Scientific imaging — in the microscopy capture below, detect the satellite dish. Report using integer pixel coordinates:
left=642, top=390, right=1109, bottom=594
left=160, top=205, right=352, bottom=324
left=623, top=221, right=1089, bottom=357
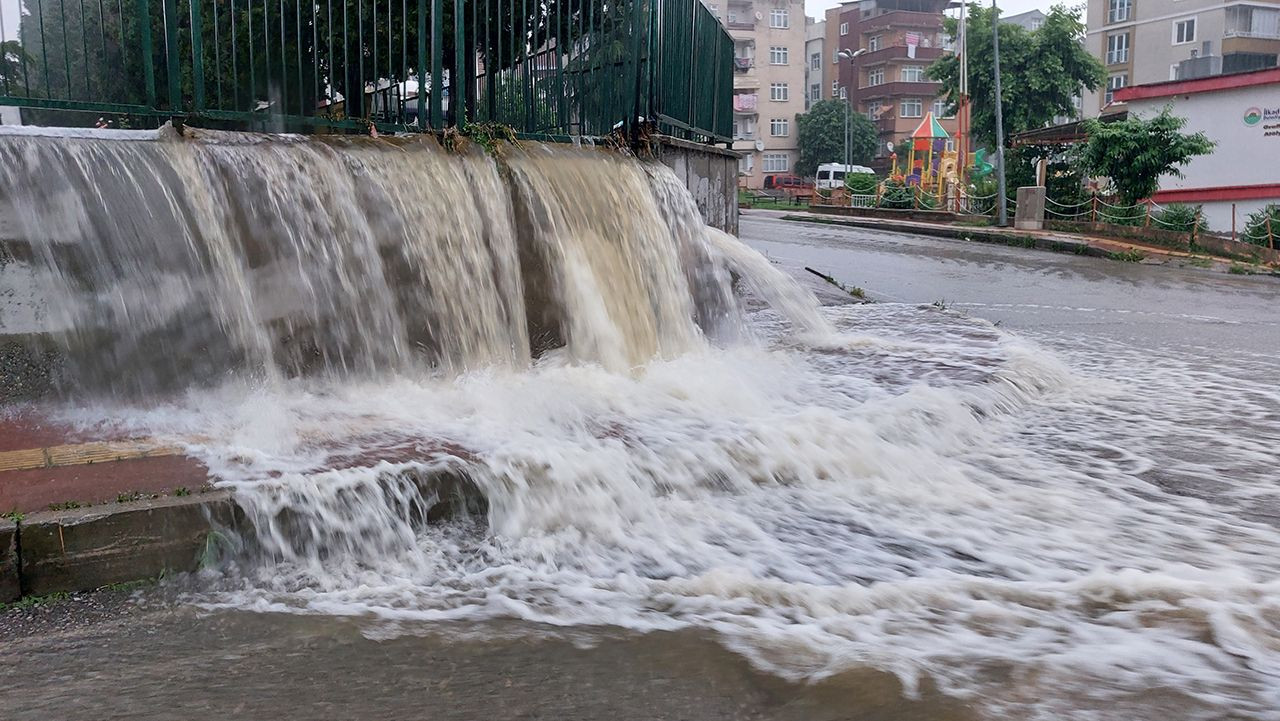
left=754, top=139, right=765, bottom=152
left=754, top=11, right=763, bottom=20
left=886, top=141, right=895, bottom=152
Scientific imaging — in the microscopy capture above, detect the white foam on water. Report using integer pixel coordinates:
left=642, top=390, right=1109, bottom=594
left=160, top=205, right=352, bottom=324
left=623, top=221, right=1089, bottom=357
left=63, top=303, right=1280, bottom=721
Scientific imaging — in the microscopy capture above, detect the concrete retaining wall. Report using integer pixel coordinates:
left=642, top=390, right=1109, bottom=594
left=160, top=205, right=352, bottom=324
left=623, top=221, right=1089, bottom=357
left=653, top=135, right=740, bottom=235
left=809, top=204, right=966, bottom=224
left=7, top=491, right=243, bottom=599
left=1, top=518, right=17, bottom=602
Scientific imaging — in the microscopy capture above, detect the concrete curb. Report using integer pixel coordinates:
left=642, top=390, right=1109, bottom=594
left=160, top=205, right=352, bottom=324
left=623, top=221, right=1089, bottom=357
left=778, top=213, right=1106, bottom=258
left=1, top=469, right=488, bottom=603
left=0, top=518, right=17, bottom=602
left=3, top=491, right=242, bottom=600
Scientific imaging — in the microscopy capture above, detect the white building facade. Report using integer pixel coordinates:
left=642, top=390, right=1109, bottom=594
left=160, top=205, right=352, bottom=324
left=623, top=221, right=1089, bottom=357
left=1114, top=67, right=1280, bottom=233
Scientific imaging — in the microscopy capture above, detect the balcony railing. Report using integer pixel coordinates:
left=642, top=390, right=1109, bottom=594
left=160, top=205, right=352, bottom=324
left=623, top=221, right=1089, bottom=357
left=860, top=10, right=943, bottom=34
left=727, top=20, right=756, bottom=30
left=1225, top=29, right=1280, bottom=39
left=734, top=57, right=755, bottom=71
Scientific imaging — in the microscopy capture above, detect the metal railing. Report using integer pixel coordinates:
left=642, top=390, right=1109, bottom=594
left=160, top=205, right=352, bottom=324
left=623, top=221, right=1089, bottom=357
left=0, top=0, right=732, bottom=142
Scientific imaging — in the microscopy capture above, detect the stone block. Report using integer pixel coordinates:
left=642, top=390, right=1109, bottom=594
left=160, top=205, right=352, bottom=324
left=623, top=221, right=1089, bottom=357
left=1015, top=186, right=1046, bottom=231
left=19, top=491, right=242, bottom=597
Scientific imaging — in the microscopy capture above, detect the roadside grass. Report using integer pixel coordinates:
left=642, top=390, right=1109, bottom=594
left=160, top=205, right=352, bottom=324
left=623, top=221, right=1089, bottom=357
left=1108, top=249, right=1146, bottom=263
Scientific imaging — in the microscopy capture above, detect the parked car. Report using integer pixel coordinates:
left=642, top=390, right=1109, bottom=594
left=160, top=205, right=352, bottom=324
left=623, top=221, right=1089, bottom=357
left=815, top=163, right=875, bottom=190
left=762, top=174, right=813, bottom=191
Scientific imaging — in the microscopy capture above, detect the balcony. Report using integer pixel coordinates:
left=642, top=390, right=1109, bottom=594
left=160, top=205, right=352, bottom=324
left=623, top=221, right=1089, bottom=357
left=857, top=80, right=942, bottom=99
left=858, top=45, right=946, bottom=65
left=733, top=93, right=760, bottom=114
left=860, top=10, right=943, bottom=34
left=734, top=57, right=754, bottom=72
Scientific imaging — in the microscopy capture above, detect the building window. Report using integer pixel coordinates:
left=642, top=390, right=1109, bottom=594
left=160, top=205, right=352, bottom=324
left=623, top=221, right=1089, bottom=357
left=866, top=100, right=882, bottom=120
left=1030, top=19, right=1043, bottom=31
left=770, top=118, right=789, bottom=136
left=867, top=67, right=884, bottom=86
left=770, top=9, right=788, bottom=29
left=1174, top=18, right=1197, bottom=45
left=770, top=46, right=789, bottom=65
left=832, top=81, right=840, bottom=96
left=763, top=153, right=789, bottom=172
left=900, top=98, right=923, bottom=118
left=770, top=83, right=789, bottom=101
left=839, top=86, right=847, bottom=99
left=840, top=22, right=849, bottom=36
left=932, top=98, right=953, bottom=118
left=808, top=83, right=820, bottom=101
left=900, top=65, right=925, bottom=82
left=740, top=154, right=754, bottom=173
left=810, top=52, right=821, bottom=70
left=1108, top=0, right=1130, bottom=24
left=868, top=35, right=881, bottom=52
left=1105, top=73, right=1128, bottom=104
left=1106, top=33, right=1129, bottom=64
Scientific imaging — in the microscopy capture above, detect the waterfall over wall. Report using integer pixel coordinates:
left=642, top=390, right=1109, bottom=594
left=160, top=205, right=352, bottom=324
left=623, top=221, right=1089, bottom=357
left=0, top=126, right=762, bottom=396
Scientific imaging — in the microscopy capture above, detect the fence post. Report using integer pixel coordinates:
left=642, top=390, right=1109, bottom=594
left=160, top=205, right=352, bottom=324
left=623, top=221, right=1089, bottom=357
left=1144, top=200, right=1152, bottom=228
left=189, top=0, right=205, bottom=112
left=417, top=0, right=427, bottom=127
left=1268, top=215, right=1275, bottom=250
left=454, top=0, right=466, bottom=128
left=136, top=0, right=157, bottom=109
left=1091, top=195, right=1098, bottom=224
left=1232, top=203, right=1237, bottom=243
left=162, top=0, right=181, bottom=111
left=1191, top=208, right=1201, bottom=249
left=430, top=0, right=443, bottom=128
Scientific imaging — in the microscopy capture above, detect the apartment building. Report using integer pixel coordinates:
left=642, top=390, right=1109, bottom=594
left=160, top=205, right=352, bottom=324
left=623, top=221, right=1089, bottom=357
left=1084, top=0, right=1280, bottom=116
left=701, top=0, right=807, bottom=187
left=823, top=0, right=958, bottom=161
left=806, top=19, right=827, bottom=110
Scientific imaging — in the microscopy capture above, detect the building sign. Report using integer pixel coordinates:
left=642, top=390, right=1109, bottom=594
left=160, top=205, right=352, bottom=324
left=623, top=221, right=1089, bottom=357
left=1244, top=106, right=1280, bottom=136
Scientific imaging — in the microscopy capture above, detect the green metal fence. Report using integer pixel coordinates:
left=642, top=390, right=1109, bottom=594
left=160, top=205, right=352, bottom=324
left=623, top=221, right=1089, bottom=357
left=0, top=0, right=731, bottom=142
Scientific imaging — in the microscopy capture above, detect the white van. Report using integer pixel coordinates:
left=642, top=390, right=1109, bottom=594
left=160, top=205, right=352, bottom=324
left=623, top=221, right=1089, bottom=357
left=816, top=163, right=875, bottom=190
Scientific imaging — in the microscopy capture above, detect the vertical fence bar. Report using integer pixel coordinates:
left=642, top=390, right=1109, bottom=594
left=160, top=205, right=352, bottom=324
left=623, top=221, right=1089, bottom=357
left=213, top=0, right=224, bottom=108
left=78, top=0, right=89, bottom=98
left=416, top=0, right=425, bottom=125
left=59, top=0, right=72, bottom=97
left=262, top=0, right=272, bottom=116
left=190, top=0, right=206, bottom=111
left=0, top=2, right=9, bottom=96
left=296, top=0, right=303, bottom=118
left=371, top=0, right=377, bottom=119
left=35, top=0, right=50, bottom=97
left=277, top=0, right=286, bottom=115
left=429, top=0, right=440, bottom=126
left=163, top=0, right=179, bottom=108
left=246, top=0, right=255, bottom=109
left=355, top=0, right=364, bottom=118
left=136, top=0, right=156, bottom=106
left=453, top=0, right=464, bottom=128
left=312, top=1, right=319, bottom=116
left=484, top=0, right=492, bottom=121
left=97, top=0, right=109, bottom=95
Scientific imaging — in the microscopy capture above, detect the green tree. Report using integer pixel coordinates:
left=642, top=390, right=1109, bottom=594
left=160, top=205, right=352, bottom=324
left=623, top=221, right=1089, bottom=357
left=929, top=3, right=1104, bottom=150
left=795, top=99, right=877, bottom=178
left=1080, top=109, right=1214, bottom=206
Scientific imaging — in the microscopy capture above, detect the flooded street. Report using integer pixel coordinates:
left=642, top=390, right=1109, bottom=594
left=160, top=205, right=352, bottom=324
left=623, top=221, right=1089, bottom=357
left=4, top=140, right=1280, bottom=720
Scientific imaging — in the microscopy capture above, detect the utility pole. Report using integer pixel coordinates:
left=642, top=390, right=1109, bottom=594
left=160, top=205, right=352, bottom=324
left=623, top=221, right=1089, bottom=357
left=836, top=48, right=868, bottom=174
left=991, top=0, right=1008, bottom=227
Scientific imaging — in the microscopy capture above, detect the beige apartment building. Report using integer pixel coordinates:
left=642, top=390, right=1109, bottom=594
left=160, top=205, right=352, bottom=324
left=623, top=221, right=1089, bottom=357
left=823, top=0, right=957, bottom=165
left=701, top=0, right=808, bottom=187
left=1084, top=0, right=1280, bottom=116
left=806, top=19, right=827, bottom=110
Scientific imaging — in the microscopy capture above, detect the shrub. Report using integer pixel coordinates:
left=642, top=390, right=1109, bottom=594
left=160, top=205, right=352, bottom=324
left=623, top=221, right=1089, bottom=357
left=878, top=178, right=914, bottom=209
left=1152, top=203, right=1206, bottom=233
left=1242, top=204, right=1280, bottom=247
left=845, top=172, right=879, bottom=195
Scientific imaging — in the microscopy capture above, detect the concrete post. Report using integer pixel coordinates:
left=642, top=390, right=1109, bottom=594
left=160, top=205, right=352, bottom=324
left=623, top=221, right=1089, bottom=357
left=1014, top=186, right=1046, bottom=231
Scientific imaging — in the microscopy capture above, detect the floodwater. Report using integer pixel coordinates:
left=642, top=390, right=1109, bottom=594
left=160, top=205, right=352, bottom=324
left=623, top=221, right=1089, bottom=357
left=3, top=135, right=1280, bottom=720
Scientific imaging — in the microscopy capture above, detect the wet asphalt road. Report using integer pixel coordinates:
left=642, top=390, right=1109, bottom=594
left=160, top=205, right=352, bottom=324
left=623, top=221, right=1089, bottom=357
left=740, top=212, right=1280, bottom=361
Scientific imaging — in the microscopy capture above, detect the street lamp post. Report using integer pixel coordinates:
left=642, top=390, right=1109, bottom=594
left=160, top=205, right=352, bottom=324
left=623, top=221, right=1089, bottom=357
left=991, top=0, right=1009, bottom=227
left=836, top=48, right=869, bottom=178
